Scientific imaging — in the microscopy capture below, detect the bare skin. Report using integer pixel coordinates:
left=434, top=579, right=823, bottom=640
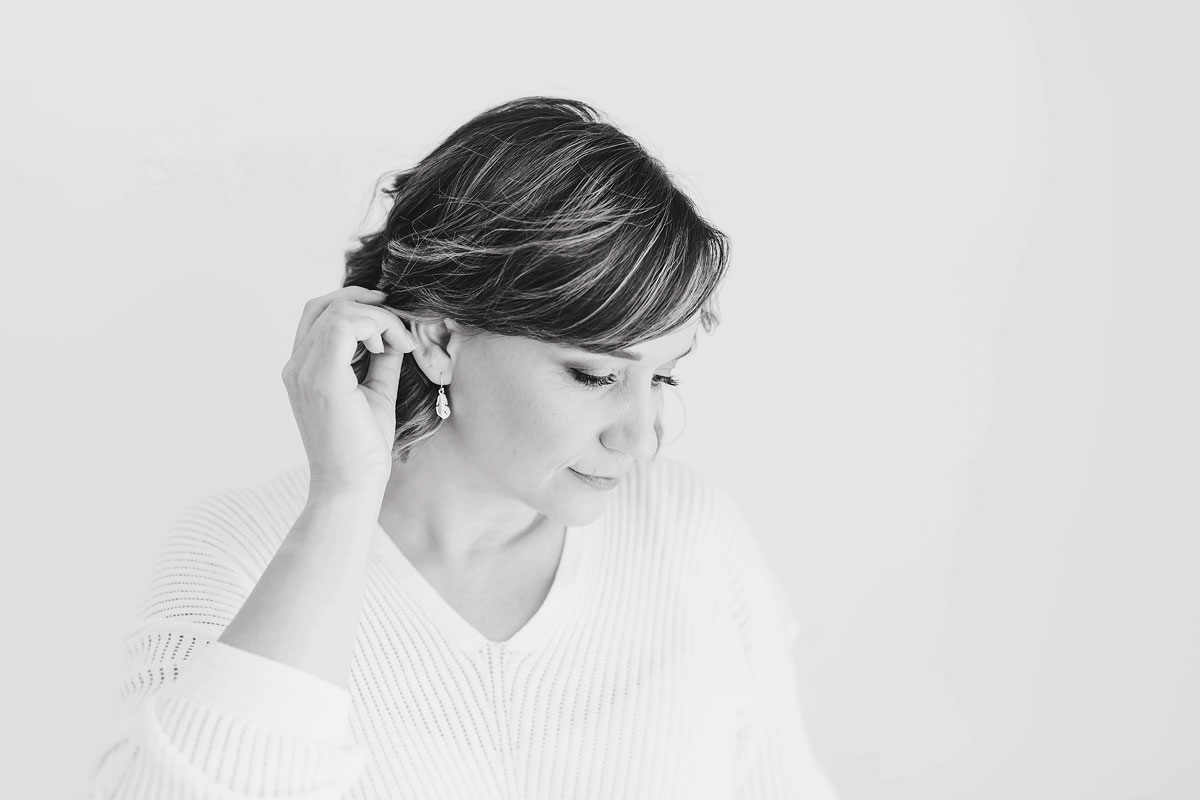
left=219, top=284, right=698, bottom=686
left=218, top=286, right=412, bottom=688
left=374, top=310, right=697, bottom=642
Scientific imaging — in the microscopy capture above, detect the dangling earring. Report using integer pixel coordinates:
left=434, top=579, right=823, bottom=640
left=435, top=371, right=451, bottom=420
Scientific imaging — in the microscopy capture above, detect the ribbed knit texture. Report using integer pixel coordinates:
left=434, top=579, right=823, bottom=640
left=88, top=455, right=838, bottom=799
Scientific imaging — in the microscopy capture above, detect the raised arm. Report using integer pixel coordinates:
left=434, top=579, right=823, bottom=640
left=87, top=484, right=373, bottom=798
left=89, top=286, right=416, bottom=798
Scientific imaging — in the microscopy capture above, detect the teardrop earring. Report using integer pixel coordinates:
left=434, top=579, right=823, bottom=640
left=435, top=371, right=451, bottom=420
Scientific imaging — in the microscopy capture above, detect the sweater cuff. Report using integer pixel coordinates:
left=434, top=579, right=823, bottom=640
left=162, top=640, right=353, bottom=746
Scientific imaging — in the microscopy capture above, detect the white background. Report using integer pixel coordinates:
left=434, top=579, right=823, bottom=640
left=2, top=1, right=1197, bottom=797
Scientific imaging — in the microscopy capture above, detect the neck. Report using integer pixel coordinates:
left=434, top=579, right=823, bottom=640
left=378, top=437, right=555, bottom=563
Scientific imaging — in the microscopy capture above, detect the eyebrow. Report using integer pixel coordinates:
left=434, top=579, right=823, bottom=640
left=579, top=337, right=697, bottom=363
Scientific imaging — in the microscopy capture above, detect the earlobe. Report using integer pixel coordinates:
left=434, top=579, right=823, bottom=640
left=409, top=348, right=453, bottom=392
left=405, top=318, right=461, bottom=388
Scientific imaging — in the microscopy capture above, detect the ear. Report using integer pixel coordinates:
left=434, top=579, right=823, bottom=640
left=406, top=317, right=461, bottom=386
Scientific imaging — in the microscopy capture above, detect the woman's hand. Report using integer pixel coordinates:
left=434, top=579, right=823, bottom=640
left=281, top=286, right=415, bottom=495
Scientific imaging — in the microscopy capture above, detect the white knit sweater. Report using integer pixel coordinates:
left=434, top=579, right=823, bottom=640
left=88, top=455, right=838, bottom=799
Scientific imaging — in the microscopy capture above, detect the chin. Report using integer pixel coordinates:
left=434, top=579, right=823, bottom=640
left=538, top=473, right=611, bottom=523
left=559, top=504, right=607, bottom=529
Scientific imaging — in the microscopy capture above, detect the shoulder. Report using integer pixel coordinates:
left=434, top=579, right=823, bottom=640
left=622, top=455, right=799, bottom=643
left=618, top=454, right=759, bottom=558
left=620, top=453, right=728, bottom=522
left=604, top=455, right=772, bottom=599
left=167, top=462, right=309, bottom=573
left=130, top=463, right=309, bottom=634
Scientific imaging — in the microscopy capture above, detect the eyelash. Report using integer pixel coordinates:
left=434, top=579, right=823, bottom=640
left=570, top=370, right=681, bottom=388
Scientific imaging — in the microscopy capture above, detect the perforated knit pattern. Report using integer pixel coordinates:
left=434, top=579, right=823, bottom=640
left=88, top=456, right=838, bottom=799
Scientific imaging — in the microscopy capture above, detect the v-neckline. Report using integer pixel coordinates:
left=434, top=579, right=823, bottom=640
left=371, top=516, right=598, bottom=654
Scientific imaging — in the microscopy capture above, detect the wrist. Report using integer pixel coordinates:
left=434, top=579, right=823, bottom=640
left=306, top=480, right=386, bottom=512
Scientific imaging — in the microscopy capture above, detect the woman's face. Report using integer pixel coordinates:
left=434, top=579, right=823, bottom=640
left=434, top=318, right=701, bottom=523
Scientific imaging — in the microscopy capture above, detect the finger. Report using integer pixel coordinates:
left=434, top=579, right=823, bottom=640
left=362, top=340, right=406, bottom=400
left=311, top=302, right=413, bottom=372
left=292, top=286, right=387, bottom=355
left=292, top=286, right=387, bottom=356
left=360, top=316, right=412, bottom=402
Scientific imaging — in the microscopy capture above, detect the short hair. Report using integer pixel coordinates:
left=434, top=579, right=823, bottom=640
left=344, top=96, right=730, bottom=463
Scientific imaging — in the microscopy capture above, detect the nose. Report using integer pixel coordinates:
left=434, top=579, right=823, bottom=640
left=599, top=383, right=664, bottom=462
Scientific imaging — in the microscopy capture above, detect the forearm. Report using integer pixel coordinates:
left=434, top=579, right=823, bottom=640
left=218, top=486, right=383, bottom=690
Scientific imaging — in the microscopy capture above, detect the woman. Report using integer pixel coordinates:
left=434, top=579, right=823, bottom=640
left=88, top=97, right=839, bottom=799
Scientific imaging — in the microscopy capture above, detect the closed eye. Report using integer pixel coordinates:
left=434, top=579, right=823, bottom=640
left=570, top=370, right=680, bottom=388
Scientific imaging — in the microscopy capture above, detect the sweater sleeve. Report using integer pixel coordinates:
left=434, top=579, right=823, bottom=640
left=708, top=488, right=840, bottom=800
left=88, top=484, right=368, bottom=799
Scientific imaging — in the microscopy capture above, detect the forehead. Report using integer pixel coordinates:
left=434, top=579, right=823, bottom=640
left=561, top=319, right=700, bottom=361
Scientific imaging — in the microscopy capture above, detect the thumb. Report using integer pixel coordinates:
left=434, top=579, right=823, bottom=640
left=361, top=348, right=405, bottom=403
left=361, top=324, right=412, bottom=402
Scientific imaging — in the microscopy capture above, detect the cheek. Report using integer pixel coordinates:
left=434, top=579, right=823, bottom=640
left=512, top=383, right=592, bottom=448
left=466, top=369, right=588, bottom=452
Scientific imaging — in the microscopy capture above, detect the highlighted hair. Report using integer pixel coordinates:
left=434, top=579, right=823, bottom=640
left=344, top=96, right=730, bottom=463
